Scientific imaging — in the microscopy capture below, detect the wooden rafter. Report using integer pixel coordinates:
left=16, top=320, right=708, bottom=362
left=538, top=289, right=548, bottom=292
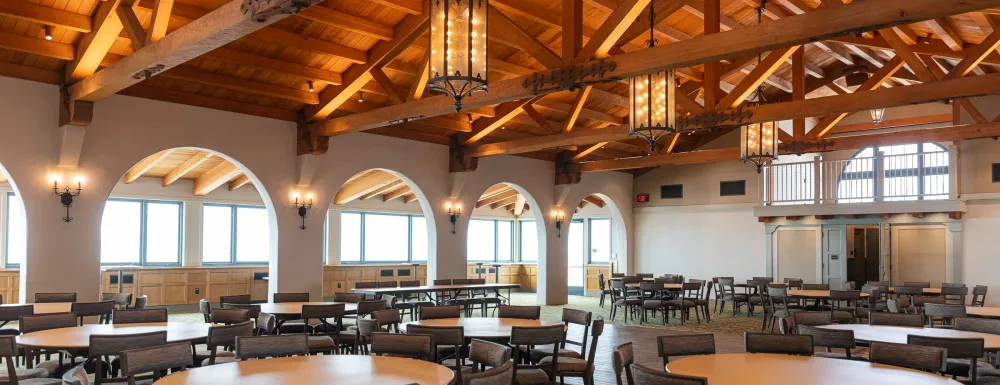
left=465, top=98, right=538, bottom=143
left=383, top=186, right=412, bottom=202
left=0, top=1, right=92, bottom=32
left=792, top=47, right=805, bottom=139
left=370, top=67, right=404, bottom=104
left=583, top=195, right=606, bottom=208
left=124, top=149, right=173, bottom=184
left=477, top=190, right=519, bottom=208
left=716, top=46, right=799, bottom=110
left=335, top=172, right=398, bottom=204
left=228, top=174, right=251, bottom=191
left=145, top=0, right=173, bottom=45
left=360, top=180, right=406, bottom=201
left=193, top=161, right=240, bottom=196
left=807, top=57, right=905, bottom=138
left=162, top=151, right=213, bottom=187
left=65, top=0, right=123, bottom=83
left=926, top=18, right=964, bottom=51
left=576, top=0, right=650, bottom=61
left=488, top=5, right=562, bottom=69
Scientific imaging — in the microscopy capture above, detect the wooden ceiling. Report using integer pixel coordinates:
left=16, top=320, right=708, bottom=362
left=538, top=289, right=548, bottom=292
left=2, top=0, right=1000, bottom=174
left=333, top=169, right=419, bottom=205
left=123, top=149, right=253, bottom=195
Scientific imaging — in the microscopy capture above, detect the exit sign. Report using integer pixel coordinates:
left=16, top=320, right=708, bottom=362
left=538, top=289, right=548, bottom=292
left=636, top=194, right=650, bottom=203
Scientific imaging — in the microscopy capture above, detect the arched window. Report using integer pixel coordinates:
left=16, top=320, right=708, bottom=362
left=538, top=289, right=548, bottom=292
left=837, top=143, right=949, bottom=203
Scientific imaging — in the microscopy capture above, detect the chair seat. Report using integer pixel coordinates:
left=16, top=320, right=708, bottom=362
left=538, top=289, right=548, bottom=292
left=945, top=358, right=995, bottom=377
left=831, top=310, right=857, bottom=321
left=642, top=300, right=664, bottom=309
left=537, top=356, right=588, bottom=372
left=515, top=368, right=552, bottom=385
left=201, top=356, right=238, bottom=366
left=616, top=299, right=642, bottom=306
left=723, top=294, right=748, bottom=301
left=527, top=347, right=582, bottom=363
left=0, top=368, right=50, bottom=382
left=665, top=299, right=696, bottom=308
left=308, top=335, right=337, bottom=350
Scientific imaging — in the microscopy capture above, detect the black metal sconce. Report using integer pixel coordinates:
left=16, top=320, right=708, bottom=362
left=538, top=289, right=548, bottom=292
left=293, top=193, right=313, bottom=229
left=53, top=178, right=82, bottom=222
left=446, top=201, right=461, bottom=234
left=553, top=210, right=565, bottom=238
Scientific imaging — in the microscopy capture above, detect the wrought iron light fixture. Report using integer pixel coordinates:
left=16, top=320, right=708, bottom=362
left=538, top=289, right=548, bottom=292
left=428, top=0, right=488, bottom=112
left=446, top=201, right=461, bottom=234
left=292, top=192, right=313, bottom=230
left=52, top=175, right=82, bottom=222
left=870, top=108, right=886, bottom=125
left=628, top=0, right=676, bottom=153
left=553, top=210, right=565, bottom=238
left=739, top=2, right=778, bottom=173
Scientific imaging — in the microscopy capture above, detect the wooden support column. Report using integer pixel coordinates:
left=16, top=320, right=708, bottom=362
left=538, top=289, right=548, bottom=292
left=703, top=0, right=721, bottom=111
left=563, top=0, right=582, bottom=64
left=792, top=47, right=806, bottom=138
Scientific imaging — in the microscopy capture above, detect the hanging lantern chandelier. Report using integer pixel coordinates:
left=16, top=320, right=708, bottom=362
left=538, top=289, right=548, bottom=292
left=870, top=108, right=886, bottom=125
left=739, top=1, right=778, bottom=173
left=427, top=0, right=488, bottom=112
left=628, top=0, right=676, bottom=153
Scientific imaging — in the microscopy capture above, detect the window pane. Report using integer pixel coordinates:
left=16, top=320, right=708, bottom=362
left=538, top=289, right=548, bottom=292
left=145, top=202, right=180, bottom=264
left=340, top=213, right=362, bottom=262
left=5, top=194, right=25, bottom=266
left=411, top=216, right=428, bottom=262
left=364, top=214, right=408, bottom=262
left=520, top=221, right=537, bottom=262
left=497, top=221, right=513, bottom=262
left=589, top=219, right=611, bottom=263
left=101, top=200, right=141, bottom=264
left=202, top=205, right=232, bottom=263
left=568, top=221, right=584, bottom=287
left=235, top=207, right=270, bottom=263
left=467, top=219, right=496, bottom=262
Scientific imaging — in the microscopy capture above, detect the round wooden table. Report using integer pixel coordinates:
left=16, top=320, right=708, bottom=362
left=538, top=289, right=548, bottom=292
left=152, top=355, right=455, bottom=385
left=257, top=302, right=358, bottom=316
left=735, top=282, right=788, bottom=287
left=0, top=303, right=72, bottom=314
left=787, top=290, right=870, bottom=299
left=818, top=324, right=1000, bottom=350
left=625, top=283, right=682, bottom=289
left=888, top=287, right=942, bottom=294
left=667, top=353, right=961, bottom=385
left=967, top=306, right=1000, bottom=319
left=16, top=322, right=212, bottom=350
left=401, top=318, right=562, bottom=339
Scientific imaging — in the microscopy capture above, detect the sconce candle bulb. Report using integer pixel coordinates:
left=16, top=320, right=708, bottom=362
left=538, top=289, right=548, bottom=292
left=293, top=192, right=313, bottom=230
left=553, top=210, right=565, bottom=237
left=447, top=201, right=461, bottom=234
left=53, top=175, right=83, bottom=222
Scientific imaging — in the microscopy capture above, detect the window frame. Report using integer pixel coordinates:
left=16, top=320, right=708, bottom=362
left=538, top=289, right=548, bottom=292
left=518, top=219, right=537, bottom=262
left=466, top=218, right=514, bottom=263
left=102, top=197, right=184, bottom=267
left=837, top=143, right=948, bottom=202
left=339, top=211, right=426, bottom=264
left=587, top=217, right=612, bottom=265
left=4, top=192, right=24, bottom=269
left=202, top=203, right=270, bottom=265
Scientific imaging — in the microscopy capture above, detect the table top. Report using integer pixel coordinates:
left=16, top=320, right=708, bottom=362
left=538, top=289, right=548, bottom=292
left=401, top=317, right=563, bottom=339
left=787, top=290, right=870, bottom=299
left=0, top=303, right=72, bottom=314
left=819, top=324, right=1000, bottom=350
left=888, top=287, right=943, bottom=294
left=625, top=283, right=683, bottom=289
left=351, top=283, right=520, bottom=295
left=257, top=302, right=357, bottom=316
left=967, top=306, right=1000, bottom=319
left=735, top=282, right=787, bottom=287
left=152, top=355, right=455, bottom=385
left=667, top=353, right=960, bottom=385
left=17, top=322, right=211, bottom=349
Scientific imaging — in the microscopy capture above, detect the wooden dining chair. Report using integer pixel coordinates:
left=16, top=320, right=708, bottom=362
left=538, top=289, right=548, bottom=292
left=466, top=339, right=512, bottom=374
left=34, top=293, right=76, bottom=303
left=783, top=311, right=832, bottom=335
left=869, top=341, right=947, bottom=374
left=405, top=324, right=465, bottom=383
left=463, top=361, right=514, bottom=385
left=71, top=301, right=116, bottom=325
left=198, top=299, right=212, bottom=323
left=510, top=324, right=565, bottom=384
left=923, top=303, right=966, bottom=328
left=132, top=296, right=148, bottom=309
left=796, top=325, right=856, bottom=359
left=370, top=332, right=434, bottom=361
left=120, top=342, right=194, bottom=385
left=112, top=309, right=167, bottom=324
left=657, top=333, right=715, bottom=366
left=908, top=334, right=984, bottom=382
left=222, top=303, right=261, bottom=321
left=0, top=305, right=32, bottom=336
left=235, top=334, right=308, bottom=360
left=371, top=309, right=402, bottom=333
left=972, top=285, right=989, bottom=307
left=301, top=303, right=345, bottom=355
left=744, top=333, right=813, bottom=356
left=255, top=313, right=276, bottom=336
left=497, top=305, right=540, bottom=320
left=904, top=282, right=932, bottom=288
left=0, top=335, right=54, bottom=383
left=219, top=294, right=251, bottom=307
left=199, top=320, right=253, bottom=366
left=101, top=293, right=132, bottom=310
left=528, top=308, right=591, bottom=364
left=631, top=363, right=708, bottom=385
left=537, top=318, right=604, bottom=385
left=333, top=292, right=364, bottom=303
left=940, top=285, right=968, bottom=305
left=209, top=308, right=250, bottom=325
left=613, top=342, right=636, bottom=385
left=829, top=290, right=862, bottom=324
left=89, top=331, right=167, bottom=385
left=19, top=312, right=80, bottom=372
left=419, top=305, right=461, bottom=320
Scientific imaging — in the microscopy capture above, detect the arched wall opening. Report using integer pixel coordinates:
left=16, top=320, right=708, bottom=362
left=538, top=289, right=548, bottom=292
left=0, top=165, right=25, bottom=302
left=464, top=182, right=546, bottom=295
left=565, top=193, right=628, bottom=296
left=322, top=168, right=437, bottom=297
left=101, top=147, right=277, bottom=305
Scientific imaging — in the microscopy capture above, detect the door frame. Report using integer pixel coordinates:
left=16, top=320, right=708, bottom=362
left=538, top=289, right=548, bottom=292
left=769, top=226, right=823, bottom=284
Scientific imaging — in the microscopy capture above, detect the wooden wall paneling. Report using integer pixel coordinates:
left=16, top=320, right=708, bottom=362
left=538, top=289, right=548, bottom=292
left=584, top=264, right=610, bottom=293
left=250, top=267, right=268, bottom=301
left=0, top=271, right=17, bottom=304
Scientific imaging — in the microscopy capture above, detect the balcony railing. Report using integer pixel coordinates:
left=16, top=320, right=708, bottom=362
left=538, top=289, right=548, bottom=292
left=761, top=150, right=955, bottom=206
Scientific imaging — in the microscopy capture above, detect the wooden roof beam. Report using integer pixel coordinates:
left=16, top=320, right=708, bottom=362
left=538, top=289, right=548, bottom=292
left=124, top=149, right=173, bottom=183
left=383, top=186, right=412, bottom=202
left=145, top=0, right=173, bottom=45
left=335, top=172, right=399, bottom=204
left=583, top=195, right=606, bottom=208
left=193, top=161, right=240, bottom=196
left=297, top=5, right=395, bottom=40
left=808, top=57, right=905, bottom=138
left=490, top=196, right=519, bottom=210
left=488, top=6, right=562, bottom=69
left=926, top=18, right=964, bottom=52
left=465, top=98, right=538, bottom=144
left=478, top=190, right=520, bottom=208
left=717, top=46, right=800, bottom=110
left=228, top=174, right=250, bottom=191
left=0, top=1, right=91, bottom=32
left=65, top=0, right=123, bottom=83
left=311, top=0, right=1000, bottom=137
left=361, top=180, right=406, bottom=201
left=162, top=151, right=213, bottom=186
left=576, top=0, right=650, bottom=61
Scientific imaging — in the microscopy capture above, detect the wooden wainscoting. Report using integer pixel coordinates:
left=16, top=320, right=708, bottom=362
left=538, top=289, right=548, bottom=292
left=585, top=264, right=611, bottom=293
left=322, top=264, right=426, bottom=297
left=101, top=266, right=268, bottom=306
left=0, top=270, right=18, bottom=303
left=464, top=263, right=537, bottom=291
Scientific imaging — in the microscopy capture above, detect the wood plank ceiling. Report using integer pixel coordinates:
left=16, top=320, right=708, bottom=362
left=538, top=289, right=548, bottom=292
left=2, top=0, right=1000, bottom=172
left=124, top=149, right=252, bottom=195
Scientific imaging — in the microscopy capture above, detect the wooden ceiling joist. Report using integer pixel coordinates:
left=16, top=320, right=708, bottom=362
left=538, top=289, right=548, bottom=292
left=228, top=174, right=251, bottom=191
left=477, top=190, right=520, bottom=209
left=65, top=0, right=123, bottom=83
left=583, top=195, right=606, bottom=208
left=360, top=180, right=406, bottom=201
left=335, top=172, right=399, bottom=204
left=480, top=184, right=514, bottom=200
left=162, top=151, right=213, bottom=187
left=0, top=1, right=92, bottom=33
left=576, top=0, right=650, bottom=61
left=383, top=186, right=412, bottom=202
left=193, top=161, right=240, bottom=196
left=488, top=5, right=562, bottom=70
left=124, top=149, right=173, bottom=184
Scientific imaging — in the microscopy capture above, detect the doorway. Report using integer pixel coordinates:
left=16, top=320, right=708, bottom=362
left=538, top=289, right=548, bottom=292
left=847, top=226, right=881, bottom=285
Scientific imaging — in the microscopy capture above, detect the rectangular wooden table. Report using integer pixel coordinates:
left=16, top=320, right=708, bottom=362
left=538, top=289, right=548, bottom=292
left=352, top=283, right=521, bottom=304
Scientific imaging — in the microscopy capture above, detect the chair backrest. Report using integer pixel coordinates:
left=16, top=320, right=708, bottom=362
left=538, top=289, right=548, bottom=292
left=561, top=308, right=592, bottom=352
left=908, top=334, right=983, bottom=359
left=102, top=293, right=133, bottom=309
left=895, top=286, right=924, bottom=296
left=923, top=303, right=966, bottom=327
left=636, top=273, right=654, bottom=279
left=301, top=303, right=345, bottom=333
left=940, top=286, right=968, bottom=304
left=210, top=308, right=250, bottom=325
left=354, top=281, right=378, bottom=289
left=581, top=318, right=605, bottom=372
left=752, top=277, right=774, bottom=283
left=0, top=304, right=32, bottom=323
left=372, top=309, right=402, bottom=331
left=420, top=305, right=462, bottom=320
left=333, top=292, right=364, bottom=303
left=62, top=364, right=90, bottom=385
left=357, top=300, right=388, bottom=318
left=222, top=303, right=261, bottom=321
left=120, top=342, right=193, bottom=383
left=133, top=295, right=148, bottom=309
left=657, top=333, right=715, bottom=365
left=470, top=278, right=486, bottom=284
left=972, top=285, right=988, bottom=306
left=34, top=292, right=76, bottom=303
left=788, top=311, right=832, bottom=333
left=869, top=341, right=947, bottom=373
left=598, top=273, right=606, bottom=290
left=801, top=283, right=829, bottom=290
left=399, top=280, right=421, bottom=287
left=631, top=363, right=708, bottom=385
left=613, top=342, right=635, bottom=385
left=797, top=325, right=855, bottom=351
left=406, top=324, right=465, bottom=346
left=869, top=312, right=924, bottom=327
left=956, top=317, right=1000, bottom=334
left=89, top=330, right=167, bottom=356
left=370, top=332, right=434, bottom=360
left=497, top=305, right=541, bottom=320
left=464, top=361, right=514, bottom=385
left=510, top=324, right=566, bottom=349
left=113, top=308, right=168, bottom=324
left=272, top=292, right=309, bottom=303
left=236, top=334, right=308, bottom=359
left=744, top=333, right=813, bottom=356
left=468, top=339, right=512, bottom=368
left=71, top=301, right=116, bottom=324
left=904, top=282, right=932, bottom=288
left=433, top=279, right=453, bottom=285
left=377, top=281, right=398, bottom=288
left=207, top=320, right=254, bottom=348
left=915, top=295, right=946, bottom=307
left=219, top=294, right=251, bottom=306
left=941, top=283, right=966, bottom=288
left=255, top=313, right=276, bottom=335
left=453, top=279, right=473, bottom=285
left=19, top=312, right=77, bottom=334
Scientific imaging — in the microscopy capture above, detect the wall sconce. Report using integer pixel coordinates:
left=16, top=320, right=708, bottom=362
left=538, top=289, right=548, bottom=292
left=53, top=175, right=82, bottom=222
left=446, top=201, right=461, bottom=234
left=293, top=192, right=313, bottom=230
left=553, top=210, right=565, bottom=237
